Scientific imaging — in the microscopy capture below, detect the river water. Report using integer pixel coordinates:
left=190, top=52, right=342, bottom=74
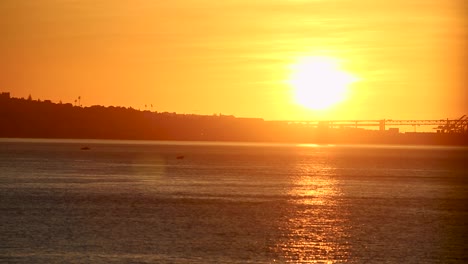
left=0, top=139, right=467, bottom=263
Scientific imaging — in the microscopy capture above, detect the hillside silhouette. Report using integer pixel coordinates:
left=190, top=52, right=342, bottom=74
left=1, top=92, right=467, bottom=145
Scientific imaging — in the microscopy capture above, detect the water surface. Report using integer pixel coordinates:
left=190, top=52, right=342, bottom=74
left=0, top=139, right=467, bottom=263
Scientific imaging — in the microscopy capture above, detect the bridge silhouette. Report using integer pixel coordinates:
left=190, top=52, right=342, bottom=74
left=280, top=115, right=468, bottom=134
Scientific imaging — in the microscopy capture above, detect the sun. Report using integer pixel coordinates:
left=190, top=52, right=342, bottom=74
left=288, top=56, right=358, bottom=110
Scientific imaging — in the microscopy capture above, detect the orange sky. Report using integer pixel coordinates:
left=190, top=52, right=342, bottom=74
left=1, top=0, right=466, bottom=120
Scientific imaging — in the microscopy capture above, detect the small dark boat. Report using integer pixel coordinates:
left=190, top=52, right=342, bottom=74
left=80, top=146, right=90, bottom=150
left=176, top=155, right=184, bottom=159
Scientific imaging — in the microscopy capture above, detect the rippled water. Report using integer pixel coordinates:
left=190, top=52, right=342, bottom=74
left=0, top=139, right=467, bottom=263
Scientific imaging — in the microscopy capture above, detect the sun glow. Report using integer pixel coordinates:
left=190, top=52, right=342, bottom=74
left=288, top=56, right=358, bottom=110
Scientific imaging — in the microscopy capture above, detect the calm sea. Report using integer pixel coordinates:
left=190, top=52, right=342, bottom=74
left=0, top=139, right=467, bottom=263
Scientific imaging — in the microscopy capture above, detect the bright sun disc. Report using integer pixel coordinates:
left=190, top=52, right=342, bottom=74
left=288, top=56, right=358, bottom=110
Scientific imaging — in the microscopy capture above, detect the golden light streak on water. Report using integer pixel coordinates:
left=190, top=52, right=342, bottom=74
left=275, top=160, right=350, bottom=262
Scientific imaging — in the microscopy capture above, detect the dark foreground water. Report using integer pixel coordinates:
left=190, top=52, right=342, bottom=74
left=0, top=139, right=467, bottom=263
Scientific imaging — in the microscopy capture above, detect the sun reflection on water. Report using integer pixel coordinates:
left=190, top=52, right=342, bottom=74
left=274, top=159, right=351, bottom=263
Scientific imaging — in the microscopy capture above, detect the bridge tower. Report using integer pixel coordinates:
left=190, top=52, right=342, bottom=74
left=379, top=120, right=385, bottom=131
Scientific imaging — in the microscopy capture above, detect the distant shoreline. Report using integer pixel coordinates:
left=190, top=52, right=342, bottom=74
left=1, top=136, right=467, bottom=147
left=1, top=93, right=467, bottom=146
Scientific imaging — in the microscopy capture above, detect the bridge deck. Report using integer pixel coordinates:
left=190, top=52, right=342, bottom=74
left=277, top=116, right=468, bottom=133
